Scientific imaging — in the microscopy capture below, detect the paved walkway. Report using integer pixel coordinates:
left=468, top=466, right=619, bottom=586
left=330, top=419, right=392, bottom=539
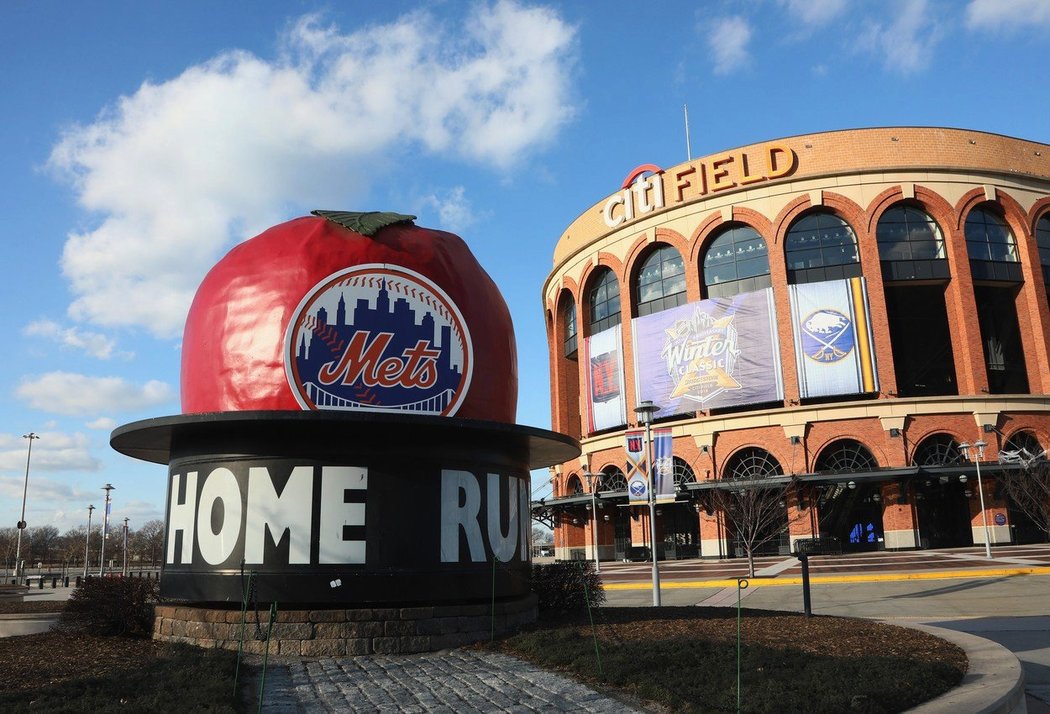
left=257, top=650, right=639, bottom=713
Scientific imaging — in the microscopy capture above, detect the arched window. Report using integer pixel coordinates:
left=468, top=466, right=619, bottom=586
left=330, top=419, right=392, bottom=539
left=724, top=447, right=783, bottom=480
left=635, top=244, right=686, bottom=316
left=566, top=474, right=584, bottom=495
left=1002, top=430, right=1046, bottom=462
left=912, top=434, right=964, bottom=466
left=876, top=204, right=948, bottom=282
left=560, top=294, right=577, bottom=358
left=785, top=212, right=860, bottom=284
left=966, top=206, right=1018, bottom=264
left=703, top=224, right=771, bottom=298
left=1036, top=214, right=1050, bottom=285
left=587, top=268, right=621, bottom=334
left=673, top=457, right=697, bottom=489
left=814, top=440, right=878, bottom=472
left=599, top=466, right=627, bottom=492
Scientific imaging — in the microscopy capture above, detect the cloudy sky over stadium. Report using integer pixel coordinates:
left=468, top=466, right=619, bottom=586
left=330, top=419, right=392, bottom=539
left=1, top=0, right=1048, bottom=534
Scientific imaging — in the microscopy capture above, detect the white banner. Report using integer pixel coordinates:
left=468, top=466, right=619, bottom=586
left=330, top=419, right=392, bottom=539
left=584, top=324, right=627, bottom=432
left=789, top=277, right=878, bottom=399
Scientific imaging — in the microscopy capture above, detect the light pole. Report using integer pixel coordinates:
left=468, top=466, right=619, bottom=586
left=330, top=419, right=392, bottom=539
left=583, top=471, right=601, bottom=573
left=959, top=440, right=993, bottom=559
left=14, top=432, right=39, bottom=585
left=99, top=484, right=115, bottom=576
left=635, top=400, right=661, bottom=606
left=83, top=505, right=95, bottom=579
left=122, top=517, right=129, bottom=577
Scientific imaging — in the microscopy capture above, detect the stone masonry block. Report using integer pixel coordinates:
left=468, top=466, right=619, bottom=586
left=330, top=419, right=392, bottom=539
left=301, top=639, right=346, bottom=657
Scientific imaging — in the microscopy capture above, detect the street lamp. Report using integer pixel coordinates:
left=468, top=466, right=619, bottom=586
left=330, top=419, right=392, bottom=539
left=634, top=400, right=661, bottom=606
left=583, top=471, right=601, bottom=573
left=958, top=440, right=993, bottom=559
left=99, top=484, right=115, bottom=576
left=122, top=517, right=130, bottom=577
left=83, top=505, right=95, bottom=579
left=14, top=432, right=39, bottom=585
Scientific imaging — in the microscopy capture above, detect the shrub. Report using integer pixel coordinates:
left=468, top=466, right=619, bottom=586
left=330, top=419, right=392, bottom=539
left=58, top=577, right=159, bottom=637
left=531, top=561, right=605, bottom=613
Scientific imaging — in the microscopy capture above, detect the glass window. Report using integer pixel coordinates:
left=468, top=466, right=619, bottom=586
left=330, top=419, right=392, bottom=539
left=876, top=205, right=946, bottom=261
left=635, top=245, right=686, bottom=316
left=1036, top=214, right=1050, bottom=267
left=785, top=212, right=860, bottom=284
left=814, top=440, right=878, bottom=472
left=561, top=298, right=577, bottom=357
left=587, top=268, right=621, bottom=334
left=703, top=224, right=770, bottom=298
left=912, top=434, right=964, bottom=467
left=965, top=206, right=1018, bottom=263
left=724, top=447, right=783, bottom=480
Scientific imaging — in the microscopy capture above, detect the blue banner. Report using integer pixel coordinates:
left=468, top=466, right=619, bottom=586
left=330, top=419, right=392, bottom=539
left=652, top=428, right=675, bottom=503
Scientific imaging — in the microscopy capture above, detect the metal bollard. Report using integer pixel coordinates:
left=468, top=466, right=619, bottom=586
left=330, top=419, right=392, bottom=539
left=64, top=576, right=69, bottom=587
left=51, top=577, right=57, bottom=589
left=38, top=577, right=44, bottom=589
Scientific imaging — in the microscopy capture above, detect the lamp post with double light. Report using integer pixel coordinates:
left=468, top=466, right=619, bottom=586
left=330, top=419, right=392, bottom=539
left=99, top=484, right=115, bottom=576
left=583, top=471, right=600, bottom=573
left=958, top=440, right=993, bottom=559
left=83, top=505, right=95, bottom=579
left=14, top=432, right=39, bottom=585
left=634, top=400, right=661, bottom=606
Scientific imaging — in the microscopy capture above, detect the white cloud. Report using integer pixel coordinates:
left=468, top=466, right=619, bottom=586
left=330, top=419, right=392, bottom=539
left=86, top=417, right=117, bottom=431
left=23, top=318, right=128, bottom=360
left=15, top=372, right=174, bottom=417
left=419, top=186, right=480, bottom=233
left=966, top=0, right=1050, bottom=29
left=706, top=16, right=753, bottom=75
left=48, top=2, right=577, bottom=337
left=857, top=0, right=941, bottom=74
left=778, top=0, right=847, bottom=26
left=0, top=431, right=100, bottom=473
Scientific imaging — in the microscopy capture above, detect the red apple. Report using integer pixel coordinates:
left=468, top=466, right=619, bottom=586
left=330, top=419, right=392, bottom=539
left=181, top=211, right=517, bottom=423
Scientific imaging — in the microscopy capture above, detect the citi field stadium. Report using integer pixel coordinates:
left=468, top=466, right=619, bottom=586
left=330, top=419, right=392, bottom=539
left=537, top=127, right=1050, bottom=562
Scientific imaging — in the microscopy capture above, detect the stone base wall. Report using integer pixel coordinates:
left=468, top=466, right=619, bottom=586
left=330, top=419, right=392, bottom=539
left=153, top=594, right=537, bottom=656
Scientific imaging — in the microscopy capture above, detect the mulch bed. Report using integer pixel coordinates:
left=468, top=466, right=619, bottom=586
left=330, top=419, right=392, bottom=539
left=0, top=631, right=163, bottom=693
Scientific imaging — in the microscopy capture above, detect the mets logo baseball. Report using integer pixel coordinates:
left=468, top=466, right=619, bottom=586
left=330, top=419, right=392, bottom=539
left=800, top=308, right=854, bottom=363
left=285, top=264, right=473, bottom=415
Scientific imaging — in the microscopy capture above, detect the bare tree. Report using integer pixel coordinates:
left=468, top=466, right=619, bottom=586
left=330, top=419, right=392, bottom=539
left=132, top=519, right=165, bottom=567
left=997, top=449, right=1050, bottom=540
left=707, top=476, right=801, bottom=577
left=0, top=528, right=17, bottom=575
left=29, top=525, right=60, bottom=568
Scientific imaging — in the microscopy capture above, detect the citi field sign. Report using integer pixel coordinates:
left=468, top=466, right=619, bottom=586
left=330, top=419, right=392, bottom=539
left=601, top=143, right=799, bottom=228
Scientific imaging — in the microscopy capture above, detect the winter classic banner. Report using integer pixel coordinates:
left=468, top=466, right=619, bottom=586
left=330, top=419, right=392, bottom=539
left=632, top=288, right=783, bottom=417
left=652, top=427, right=675, bottom=504
left=584, top=324, right=627, bottom=432
left=789, top=277, right=878, bottom=399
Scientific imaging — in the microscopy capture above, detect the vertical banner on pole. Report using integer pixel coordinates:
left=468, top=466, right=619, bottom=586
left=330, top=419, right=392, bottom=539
left=625, top=429, right=648, bottom=505
left=652, top=428, right=675, bottom=503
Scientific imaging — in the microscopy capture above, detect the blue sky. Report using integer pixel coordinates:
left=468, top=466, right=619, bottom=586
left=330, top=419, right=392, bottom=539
left=2, top=0, right=1048, bottom=535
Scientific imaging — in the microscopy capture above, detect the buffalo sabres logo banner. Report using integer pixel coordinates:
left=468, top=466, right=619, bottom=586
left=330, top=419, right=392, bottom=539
left=652, top=428, right=676, bottom=504
left=583, top=324, right=627, bottom=433
left=631, top=288, right=783, bottom=418
left=789, top=277, right=878, bottom=399
left=625, top=429, right=649, bottom=505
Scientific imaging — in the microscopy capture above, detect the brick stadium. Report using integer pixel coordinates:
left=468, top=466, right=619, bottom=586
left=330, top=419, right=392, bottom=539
left=537, top=127, right=1050, bottom=561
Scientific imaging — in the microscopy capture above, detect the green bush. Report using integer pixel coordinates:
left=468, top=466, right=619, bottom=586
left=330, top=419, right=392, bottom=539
left=58, top=577, right=159, bottom=637
left=531, top=561, right=605, bottom=613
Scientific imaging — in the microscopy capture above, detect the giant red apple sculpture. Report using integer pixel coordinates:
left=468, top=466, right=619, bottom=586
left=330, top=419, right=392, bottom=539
left=181, top=210, right=517, bottom=423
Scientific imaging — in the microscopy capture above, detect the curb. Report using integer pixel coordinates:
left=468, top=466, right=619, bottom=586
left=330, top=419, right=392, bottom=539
left=903, top=624, right=1026, bottom=714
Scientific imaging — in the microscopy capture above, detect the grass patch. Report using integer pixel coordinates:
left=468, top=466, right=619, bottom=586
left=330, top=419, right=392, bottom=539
left=491, top=607, right=966, bottom=714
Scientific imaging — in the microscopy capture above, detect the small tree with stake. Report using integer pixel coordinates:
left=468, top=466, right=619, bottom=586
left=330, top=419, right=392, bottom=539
left=997, top=447, right=1050, bottom=541
left=708, top=475, right=802, bottom=577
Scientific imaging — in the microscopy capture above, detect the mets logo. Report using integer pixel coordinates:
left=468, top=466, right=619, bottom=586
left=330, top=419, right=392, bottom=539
left=285, top=264, right=473, bottom=415
left=800, top=309, right=854, bottom=363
